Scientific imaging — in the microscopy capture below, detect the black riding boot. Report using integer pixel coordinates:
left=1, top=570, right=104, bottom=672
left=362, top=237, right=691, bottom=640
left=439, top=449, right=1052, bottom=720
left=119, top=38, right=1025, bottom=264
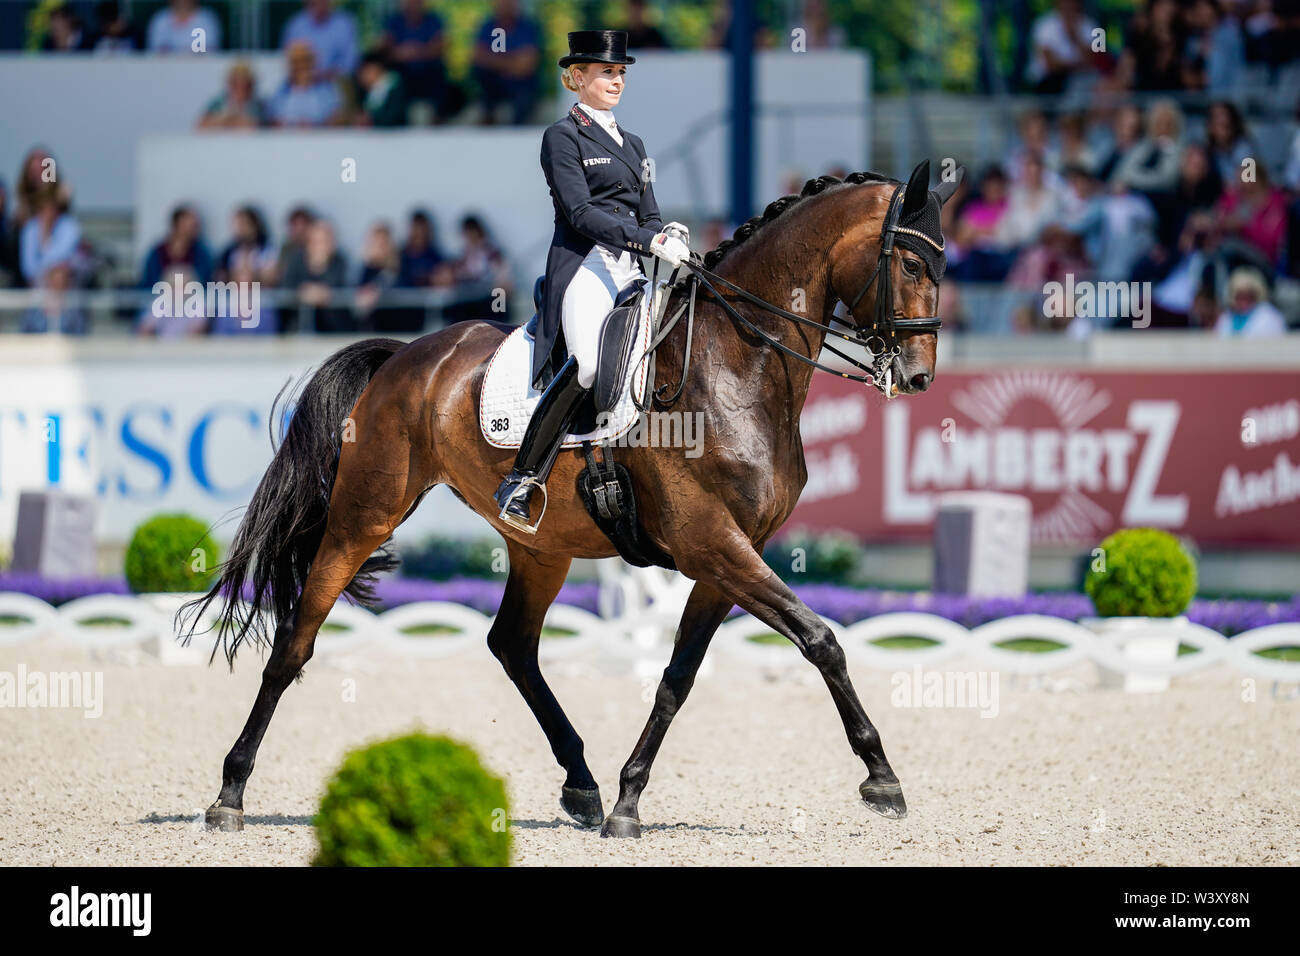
left=494, top=355, right=589, bottom=533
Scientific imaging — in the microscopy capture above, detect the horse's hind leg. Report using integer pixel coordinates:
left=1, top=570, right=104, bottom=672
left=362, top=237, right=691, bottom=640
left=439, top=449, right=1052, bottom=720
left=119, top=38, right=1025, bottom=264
left=206, top=462, right=423, bottom=831
left=487, top=540, right=603, bottom=827
left=600, top=580, right=734, bottom=838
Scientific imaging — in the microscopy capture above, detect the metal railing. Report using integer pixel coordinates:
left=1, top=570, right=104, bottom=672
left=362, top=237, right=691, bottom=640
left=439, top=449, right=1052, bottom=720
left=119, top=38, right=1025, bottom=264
left=0, top=281, right=516, bottom=335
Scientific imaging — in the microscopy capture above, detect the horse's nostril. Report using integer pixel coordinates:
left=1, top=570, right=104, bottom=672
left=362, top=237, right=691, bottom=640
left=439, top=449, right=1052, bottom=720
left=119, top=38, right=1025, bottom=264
left=909, top=372, right=931, bottom=392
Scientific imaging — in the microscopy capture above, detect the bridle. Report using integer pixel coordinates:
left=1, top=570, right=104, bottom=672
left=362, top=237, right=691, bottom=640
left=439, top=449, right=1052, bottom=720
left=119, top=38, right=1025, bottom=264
left=635, top=182, right=943, bottom=409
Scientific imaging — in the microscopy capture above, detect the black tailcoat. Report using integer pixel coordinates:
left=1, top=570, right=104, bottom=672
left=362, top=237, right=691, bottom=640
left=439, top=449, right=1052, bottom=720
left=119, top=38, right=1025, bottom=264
left=533, top=102, right=662, bottom=389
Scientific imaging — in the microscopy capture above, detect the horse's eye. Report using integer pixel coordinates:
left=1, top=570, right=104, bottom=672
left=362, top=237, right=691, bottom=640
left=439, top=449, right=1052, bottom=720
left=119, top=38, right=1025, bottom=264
left=903, top=258, right=921, bottom=278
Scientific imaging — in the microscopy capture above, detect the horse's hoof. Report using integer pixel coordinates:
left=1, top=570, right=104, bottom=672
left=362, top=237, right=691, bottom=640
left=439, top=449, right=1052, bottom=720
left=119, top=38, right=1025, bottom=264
left=599, top=814, right=642, bottom=839
left=560, top=786, right=604, bottom=828
left=859, top=778, right=908, bottom=820
left=205, top=803, right=244, bottom=832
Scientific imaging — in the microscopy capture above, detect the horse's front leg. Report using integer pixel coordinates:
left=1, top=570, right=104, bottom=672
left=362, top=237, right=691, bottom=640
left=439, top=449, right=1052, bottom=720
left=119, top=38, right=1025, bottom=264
left=600, top=580, right=734, bottom=838
left=683, top=536, right=907, bottom=820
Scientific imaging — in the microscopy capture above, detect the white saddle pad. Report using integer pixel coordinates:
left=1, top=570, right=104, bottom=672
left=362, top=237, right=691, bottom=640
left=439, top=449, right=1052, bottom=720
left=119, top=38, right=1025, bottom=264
left=480, top=281, right=654, bottom=449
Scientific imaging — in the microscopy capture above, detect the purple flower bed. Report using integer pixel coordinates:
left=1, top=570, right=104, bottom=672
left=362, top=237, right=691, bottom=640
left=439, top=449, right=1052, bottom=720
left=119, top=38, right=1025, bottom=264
left=0, top=572, right=601, bottom=618
left=1, top=572, right=1295, bottom=637
left=0, top=572, right=130, bottom=604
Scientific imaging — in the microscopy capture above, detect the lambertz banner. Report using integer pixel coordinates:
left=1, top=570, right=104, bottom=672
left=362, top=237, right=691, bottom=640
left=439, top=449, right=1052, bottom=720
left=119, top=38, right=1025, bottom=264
left=793, top=369, right=1300, bottom=547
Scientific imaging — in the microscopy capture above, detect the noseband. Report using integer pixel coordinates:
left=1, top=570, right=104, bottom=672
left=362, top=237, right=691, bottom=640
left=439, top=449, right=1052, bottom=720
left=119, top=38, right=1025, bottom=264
left=644, top=182, right=943, bottom=402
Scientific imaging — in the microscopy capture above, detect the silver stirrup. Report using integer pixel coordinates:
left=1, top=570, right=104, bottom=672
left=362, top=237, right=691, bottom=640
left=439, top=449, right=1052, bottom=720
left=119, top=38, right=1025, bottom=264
left=497, top=476, right=549, bottom=535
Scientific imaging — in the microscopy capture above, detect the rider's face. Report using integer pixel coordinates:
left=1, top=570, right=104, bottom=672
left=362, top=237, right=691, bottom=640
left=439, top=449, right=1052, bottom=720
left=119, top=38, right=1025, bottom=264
left=579, top=64, right=626, bottom=109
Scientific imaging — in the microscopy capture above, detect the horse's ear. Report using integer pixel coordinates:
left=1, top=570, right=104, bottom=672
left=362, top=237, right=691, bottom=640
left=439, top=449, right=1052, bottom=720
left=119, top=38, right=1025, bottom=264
left=932, top=165, right=965, bottom=206
left=901, top=160, right=931, bottom=218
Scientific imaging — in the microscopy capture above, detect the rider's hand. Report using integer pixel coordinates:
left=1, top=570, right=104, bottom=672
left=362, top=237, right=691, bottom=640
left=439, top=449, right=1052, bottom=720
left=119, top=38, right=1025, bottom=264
left=650, top=231, right=690, bottom=267
left=663, top=221, right=690, bottom=245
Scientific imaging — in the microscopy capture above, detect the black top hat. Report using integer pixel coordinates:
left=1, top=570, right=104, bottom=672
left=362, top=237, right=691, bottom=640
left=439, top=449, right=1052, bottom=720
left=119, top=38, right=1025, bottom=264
left=558, top=30, right=636, bottom=67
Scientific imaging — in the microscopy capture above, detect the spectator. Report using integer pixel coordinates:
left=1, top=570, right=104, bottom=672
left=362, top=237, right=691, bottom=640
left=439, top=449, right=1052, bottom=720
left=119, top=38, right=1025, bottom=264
left=282, top=0, right=359, bottom=82
left=1214, top=267, right=1287, bottom=336
left=1205, top=100, right=1256, bottom=186
left=216, top=205, right=275, bottom=284
left=951, top=165, right=1014, bottom=282
left=43, top=6, right=93, bottom=51
left=1155, top=142, right=1224, bottom=249
left=273, top=206, right=315, bottom=284
left=1067, top=168, right=1157, bottom=283
left=1094, top=103, right=1144, bottom=182
left=471, top=0, right=542, bottom=125
left=198, top=61, right=267, bottom=129
left=438, top=214, right=510, bottom=322
left=997, top=151, right=1062, bottom=249
left=211, top=251, right=276, bottom=334
left=380, top=0, right=452, bottom=120
left=1110, top=99, right=1184, bottom=195
left=89, top=1, right=139, bottom=53
left=1151, top=211, right=1265, bottom=327
left=19, top=185, right=83, bottom=289
left=0, top=177, right=17, bottom=287
left=1285, top=96, right=1300, bottom=191
left=1182, top=0, right=1245, bottom=93
left=1057, top=111, right=1100, bottom=175
left=281, top=219, right=352, bottom=332
left=140, top=204, right=213, bottom=292
left=267, top=42, right=345, bottom=128
left=1026, top=0, right=1101, bottom=94
left=1215, top=164, right=1288, bottom=264
left=356, top=50, right=409, bottom=127
left=1121, top=0, right=1186, bottom=91
left=137, top=264, right=207, bottom=336
left=355, top=222, right=413, bottom=332
left=1006, top=110, right=1062, bottom=185
left=21, top=261, right=87, bottom=334
left=398, top=210, right=445, bottom=287
left=709, top=0, right=778, bottom=49
left=147, top=0, right=221, bottom=54
left=14, top=147, right=61, bottom=233
left=624, top=0, right=671, bottom=50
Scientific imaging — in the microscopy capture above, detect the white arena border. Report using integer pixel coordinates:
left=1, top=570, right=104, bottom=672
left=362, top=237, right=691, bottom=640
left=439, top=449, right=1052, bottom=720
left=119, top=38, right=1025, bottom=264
left=1, top=591, right=1299, bottom=682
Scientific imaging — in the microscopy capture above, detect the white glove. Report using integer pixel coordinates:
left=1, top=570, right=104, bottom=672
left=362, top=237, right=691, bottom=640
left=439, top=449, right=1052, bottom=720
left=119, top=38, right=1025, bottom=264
left=663, top=221, right=690, bottom=245
left=650, top=231, right=689, bottom=267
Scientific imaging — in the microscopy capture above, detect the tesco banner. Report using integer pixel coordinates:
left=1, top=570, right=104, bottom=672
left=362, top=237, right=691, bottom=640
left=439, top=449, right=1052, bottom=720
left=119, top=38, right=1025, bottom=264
left=0, top=343, right=487, bottom=546
left=794, top=369, right=1300, bottom=547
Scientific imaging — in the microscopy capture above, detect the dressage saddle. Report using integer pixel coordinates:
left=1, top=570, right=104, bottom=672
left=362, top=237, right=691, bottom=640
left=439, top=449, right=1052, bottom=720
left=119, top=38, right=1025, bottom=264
left=524, top=274, right=647, bottom=427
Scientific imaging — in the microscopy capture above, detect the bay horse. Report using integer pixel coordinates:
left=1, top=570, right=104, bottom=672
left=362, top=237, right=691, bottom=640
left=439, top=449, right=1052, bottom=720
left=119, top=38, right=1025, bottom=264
left=181, top=160, right=960, bottom=838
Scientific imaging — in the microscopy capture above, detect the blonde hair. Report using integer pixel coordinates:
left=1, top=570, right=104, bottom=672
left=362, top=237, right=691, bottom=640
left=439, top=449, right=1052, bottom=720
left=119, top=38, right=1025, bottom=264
left=560, top=63, right=586, bottom=93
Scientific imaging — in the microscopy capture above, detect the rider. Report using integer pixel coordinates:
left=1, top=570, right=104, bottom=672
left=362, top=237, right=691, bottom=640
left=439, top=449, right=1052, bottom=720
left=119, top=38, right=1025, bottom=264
left=494, top=29, right=690, bottom=533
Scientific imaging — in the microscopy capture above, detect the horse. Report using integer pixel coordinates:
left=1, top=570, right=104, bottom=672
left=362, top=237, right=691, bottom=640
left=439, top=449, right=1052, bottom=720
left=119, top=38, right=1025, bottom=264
left=180, top=159, right=960, bottom=838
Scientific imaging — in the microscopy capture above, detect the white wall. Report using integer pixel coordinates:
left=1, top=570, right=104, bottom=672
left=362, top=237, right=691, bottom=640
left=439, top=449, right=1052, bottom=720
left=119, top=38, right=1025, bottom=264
left=0, top=53, right=285, bottom=212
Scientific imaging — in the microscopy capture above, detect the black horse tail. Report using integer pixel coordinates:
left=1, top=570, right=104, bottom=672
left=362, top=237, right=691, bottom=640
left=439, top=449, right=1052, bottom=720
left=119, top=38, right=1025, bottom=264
left=177, top=338, right=407, bottom=668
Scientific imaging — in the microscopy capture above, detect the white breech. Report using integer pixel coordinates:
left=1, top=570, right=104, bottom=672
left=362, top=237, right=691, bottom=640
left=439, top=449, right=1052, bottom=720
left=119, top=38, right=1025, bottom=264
left=561, top=243, right=643, bottom=389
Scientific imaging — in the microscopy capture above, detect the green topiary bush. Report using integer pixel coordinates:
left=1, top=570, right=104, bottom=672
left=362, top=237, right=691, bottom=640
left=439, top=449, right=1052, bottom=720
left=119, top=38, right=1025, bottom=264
left=1084, top=528, right=1197, bottom=618
left=762, top=530, right=866, bottom=584
left=123, top=513, right=221, bottom=594
left=313, top=733, right=510, bottom=867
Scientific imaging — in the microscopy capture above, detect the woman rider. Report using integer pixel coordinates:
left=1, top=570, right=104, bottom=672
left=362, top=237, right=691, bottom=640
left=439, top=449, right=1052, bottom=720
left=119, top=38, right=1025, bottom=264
left=494, top=29, right=691, bottom=533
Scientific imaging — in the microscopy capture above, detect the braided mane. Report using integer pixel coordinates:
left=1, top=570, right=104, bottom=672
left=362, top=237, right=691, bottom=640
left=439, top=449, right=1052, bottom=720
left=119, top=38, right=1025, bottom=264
left=698, top=170, right=896, bottom=272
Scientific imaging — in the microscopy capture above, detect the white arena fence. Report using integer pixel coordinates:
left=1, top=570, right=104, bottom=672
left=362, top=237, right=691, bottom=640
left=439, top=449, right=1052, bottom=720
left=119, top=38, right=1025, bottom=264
left=1, top=590, right=1299, bottom=685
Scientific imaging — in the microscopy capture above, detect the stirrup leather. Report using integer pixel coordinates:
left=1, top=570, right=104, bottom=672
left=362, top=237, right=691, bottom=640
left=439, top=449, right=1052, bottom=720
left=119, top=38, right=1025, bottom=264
left=497, top=475, right=549, bottom=535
